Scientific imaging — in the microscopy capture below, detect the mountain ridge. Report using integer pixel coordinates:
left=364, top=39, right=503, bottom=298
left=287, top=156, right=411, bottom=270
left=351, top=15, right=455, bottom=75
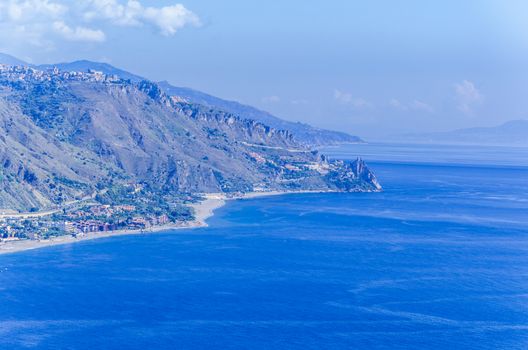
left=0, top=54, right=362, bottom=146
left=0, top=53, right=28, bottom=67
left=157, top=81, right=363, bottom=146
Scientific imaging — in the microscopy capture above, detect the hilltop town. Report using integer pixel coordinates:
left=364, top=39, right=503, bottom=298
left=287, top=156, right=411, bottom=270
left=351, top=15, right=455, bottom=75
left=0, top=64, right=122, bottom=84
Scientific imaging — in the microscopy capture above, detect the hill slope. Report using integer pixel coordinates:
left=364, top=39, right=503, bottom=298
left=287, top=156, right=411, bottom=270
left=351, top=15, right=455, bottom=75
left=0, top=53, right=28, bottom=66
left=158, top=81, right=363, bottom=146
left=0, top=65, right=380, bottom=211
left=12, top=58, right=363, bottom=146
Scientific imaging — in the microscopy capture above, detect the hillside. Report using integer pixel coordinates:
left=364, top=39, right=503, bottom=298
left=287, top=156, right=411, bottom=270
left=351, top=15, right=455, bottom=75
left=157, top=81, right=363, bottom=146
left=0, top=64, right=380, bottom=212
left=3, top=57, right=364, bottom=146
left=0, top=53, right=27, bottom=66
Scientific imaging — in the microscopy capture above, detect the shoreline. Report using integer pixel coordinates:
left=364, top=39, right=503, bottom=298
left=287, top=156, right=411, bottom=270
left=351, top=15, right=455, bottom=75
left=0, top=190, right=325, bottom=256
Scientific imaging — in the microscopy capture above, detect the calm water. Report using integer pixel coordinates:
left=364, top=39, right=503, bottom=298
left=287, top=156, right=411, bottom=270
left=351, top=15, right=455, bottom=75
left=1, top=143, right=528, bottom=349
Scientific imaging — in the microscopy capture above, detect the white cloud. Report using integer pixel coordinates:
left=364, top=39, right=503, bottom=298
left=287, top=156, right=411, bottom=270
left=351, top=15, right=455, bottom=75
left=454, top=80, right=483, bottom=114
left=334, top=89, right=370, bottom=108
left=262, top=95, right=280, bottom=103
left=53, top=21, right=105, bottom=42
left=143, top=4, right=201, bottom=36
left=0, top=0, right=67, bottom=47
left=0, top=0, right=200, bottom=48
left=82, top=0, right=201, bottom=36
left=0, top=0, right=66, bottom=22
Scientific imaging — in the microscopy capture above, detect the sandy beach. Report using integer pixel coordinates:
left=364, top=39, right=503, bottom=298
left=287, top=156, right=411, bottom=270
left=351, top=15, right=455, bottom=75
left=0, top=190, right=326, bottom=256
left=0, top=193, right=226, bottom=256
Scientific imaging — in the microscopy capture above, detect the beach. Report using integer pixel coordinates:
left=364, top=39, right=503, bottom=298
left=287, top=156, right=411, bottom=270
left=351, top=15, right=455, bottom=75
left=0, top=190, right=336, bottom=256
left=0, top=193, right=227, bottom=256
left=0, top=191, right=325, bottom=256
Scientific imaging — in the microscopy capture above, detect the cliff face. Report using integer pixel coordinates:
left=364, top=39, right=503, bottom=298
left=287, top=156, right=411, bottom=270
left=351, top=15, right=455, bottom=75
left=0, top=65, right=381, bottom=211
left=158, top=82, right=364, bottom=146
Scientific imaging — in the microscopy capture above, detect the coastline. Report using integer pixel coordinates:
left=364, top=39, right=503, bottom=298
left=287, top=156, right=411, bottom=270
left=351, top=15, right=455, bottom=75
left=0, top=190, right=324, bottom=256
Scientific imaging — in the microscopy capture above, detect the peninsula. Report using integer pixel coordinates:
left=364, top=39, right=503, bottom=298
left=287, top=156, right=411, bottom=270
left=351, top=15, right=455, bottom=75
left=0, top=59, right=381, bottom=253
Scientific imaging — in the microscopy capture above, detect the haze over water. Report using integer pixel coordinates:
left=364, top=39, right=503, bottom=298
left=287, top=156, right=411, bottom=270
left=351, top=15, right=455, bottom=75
left=1, top=143, right=527, bottom=349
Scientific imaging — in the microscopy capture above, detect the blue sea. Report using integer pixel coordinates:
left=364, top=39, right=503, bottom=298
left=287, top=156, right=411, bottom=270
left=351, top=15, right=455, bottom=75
left=1, top=143, right=528, bottom=349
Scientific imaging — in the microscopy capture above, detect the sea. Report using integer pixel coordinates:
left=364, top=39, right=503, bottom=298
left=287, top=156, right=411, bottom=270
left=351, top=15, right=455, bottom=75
left=1, top=143, right=527, bottom=350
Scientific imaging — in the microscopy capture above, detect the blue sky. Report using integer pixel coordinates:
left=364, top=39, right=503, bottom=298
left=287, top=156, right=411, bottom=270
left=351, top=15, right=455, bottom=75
left=0, top=0, right=527, bottom=139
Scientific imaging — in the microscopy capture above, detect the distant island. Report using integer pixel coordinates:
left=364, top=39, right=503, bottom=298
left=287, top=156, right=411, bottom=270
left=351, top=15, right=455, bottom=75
left=0, top=57, right=380, bottom=251
left=395, top=120, right=528, bottom=147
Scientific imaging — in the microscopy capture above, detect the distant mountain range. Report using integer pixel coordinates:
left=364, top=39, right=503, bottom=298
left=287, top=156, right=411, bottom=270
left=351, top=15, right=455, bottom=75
left=397, top=120, right=528, bottom=147
left=0, top=54, right=362, bottom=146
left=0, top=57, right=380, bottom=211
left=0, top=53, right=27, bottom=66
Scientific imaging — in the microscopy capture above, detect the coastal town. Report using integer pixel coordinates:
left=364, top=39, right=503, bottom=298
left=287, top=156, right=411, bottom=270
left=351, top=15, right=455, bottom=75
left=0, top=204, right=172, bottom=241
left=0, top=190, right=298, bottom=253
left=0, top=202, right=191, bottom=243
left=0, top=179, right=201, bottom=246
left=0, top=194, right=229, bottom=256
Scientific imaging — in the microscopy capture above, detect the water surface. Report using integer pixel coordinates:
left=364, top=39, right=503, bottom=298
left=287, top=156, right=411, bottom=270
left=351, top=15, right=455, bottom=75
left=1, top=143, right=527, bottom=349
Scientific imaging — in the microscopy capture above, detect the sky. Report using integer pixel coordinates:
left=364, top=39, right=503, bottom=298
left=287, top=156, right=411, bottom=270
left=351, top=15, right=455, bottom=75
left=0, top=0, right=527, bottom=139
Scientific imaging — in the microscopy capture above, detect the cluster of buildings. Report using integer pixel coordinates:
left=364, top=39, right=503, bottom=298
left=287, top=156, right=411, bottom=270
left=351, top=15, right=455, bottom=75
left=0, top=64, right=121, bottom=84
left=61, top=204, right=170, bottom=235
left=0, top=203, right=171, bottom=242
left=63, top=214, right=169, bottom=235
left=66, top=204, right=136, bottom=219
left=0, top=217, right=59, bottom=241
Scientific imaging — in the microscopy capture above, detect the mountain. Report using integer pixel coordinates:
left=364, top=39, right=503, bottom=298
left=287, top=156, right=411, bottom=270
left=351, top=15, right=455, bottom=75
left=38, top=60, right=143, bottom=82
left=0, top=64, right=380, bottom=211
left=398, top=120, right=528, bottom=147
left=0, top=53, right=29, bottom=67
left=23, top=58, right=363, bottom=146
left=157, top=81, right=363, bottom=146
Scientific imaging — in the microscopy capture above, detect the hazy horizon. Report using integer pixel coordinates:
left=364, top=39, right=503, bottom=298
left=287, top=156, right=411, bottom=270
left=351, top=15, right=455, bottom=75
left=1, top=0, right=527, bottom=139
